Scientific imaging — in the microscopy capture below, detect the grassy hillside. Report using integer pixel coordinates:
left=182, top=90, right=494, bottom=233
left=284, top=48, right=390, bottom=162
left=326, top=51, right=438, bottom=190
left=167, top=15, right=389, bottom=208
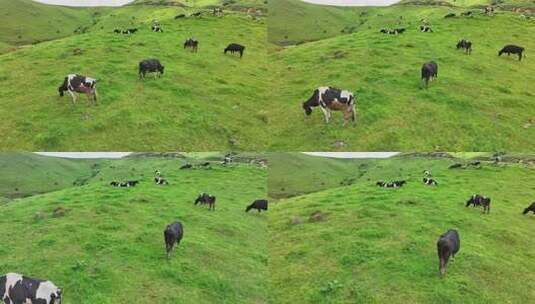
left=0, top=5, right=268, bottom=150
left=269, top=154, right=535, bottom=303
left=0, top=153, right=98, bottom=200
left=0, top=155, right=267, bottom=303
left=0, top=0, right=98, bottom=48
left=268, top=0, right=535, bottom=151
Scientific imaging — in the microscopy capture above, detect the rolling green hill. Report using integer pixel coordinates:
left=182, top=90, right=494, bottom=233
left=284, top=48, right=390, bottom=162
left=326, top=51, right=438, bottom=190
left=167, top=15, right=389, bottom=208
left=0, top=1, right=268, bottom=150
left=0, top=154, right=267, bottom=303
left=268, top=0, right=535, bottom=151
left=268, top=153, right=535, bottom=303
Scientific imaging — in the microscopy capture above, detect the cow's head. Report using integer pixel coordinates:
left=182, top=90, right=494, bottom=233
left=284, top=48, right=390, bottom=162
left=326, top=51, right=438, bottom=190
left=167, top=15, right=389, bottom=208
left=48, top=287, right=62, bottom=304
left=303, top=102, right=312, bottom=116
left=159, top=65, right=165, bottom=74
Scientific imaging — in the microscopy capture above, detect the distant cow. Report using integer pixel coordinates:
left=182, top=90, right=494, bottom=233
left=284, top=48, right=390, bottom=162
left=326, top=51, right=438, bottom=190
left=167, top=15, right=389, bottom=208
left=194, top=193, right=216, bottom=210
left=423, top=170, right=431, bottom=177
left=224, top=43, right=245, bottom=58
left=164, top=221, right=184, bottom=259
left=184, top=38, right=199, bottom=52
left=421, top=61, right=438, bottom=88
left=423, top=177, right=438, bottom=186
left=191, top=12, right=202, bottom=17
left=523, top=202, right=535, bottom=215
left=456, top=39, right=472, bottom=54
left=246, top=199, right=268, bottom=212
left=122, top=28, right=138, bottom=34
left=437, top=229, right=460, bottom=276
left=485, top=6, right=494, bottom=15
left=175, top=14, right=186, bottom=19
left=449, top=163, right=463, bottom=169
left=111, top=180, right=138, bottom=187
left=154, top=176, right=169, bottom=185
left=0, top=273, right=62, bottom=304
left=444, top=13, right=456, bottom=18
left=151, top=25, right=163, bottom=33
left=139, top=59, right=164, bottom=79
left=302, top=86, right=357, bottom=125
left=465, top=194, right=491, bottom=214
left=461, top=11, right=473, bottom=16
left=113, top=29, right=121, bottom=33
left=58, top=74, right=98, bottom=105
left=498, top=45, right=525, bottom=61
left=420, top=25, right=433, bottom=32
left=377, top=180, right=406, bottom=188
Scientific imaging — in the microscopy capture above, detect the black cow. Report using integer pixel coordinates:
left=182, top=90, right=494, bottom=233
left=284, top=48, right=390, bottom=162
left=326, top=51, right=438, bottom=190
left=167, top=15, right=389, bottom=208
left=154, top=177, right=169, bottom=185
left=380, top=28, right=388, bottom=33
left=113, top=29, right=121, bottom=33
left=151, top=25, right=163, bottom=33
left=164, top=221, right=184, bottom=259
left=523, top=202, right=535, bottom=215
left=498, top=45, right=525, bottom=61
left=420, top=25, right=433, bottom=32
left=444, top=13, right=456, bottom=18
left=423, top=177, right=438, bottom=186
left=224, top=43, right=245, bottom=58
left=194, top=193, right=216, bottom=211
left=58, top=74, right=98, bottom=105
left=184, top=38, right=199, bottom=52
left=465, top=194, right=491, bottom=214
left=139, top=59, right=164, bottom=79
left=174, top=14, right=186, bottom=19
left=302, top=86, right=357, bottom=125
left=456, top=39, right=472, bottom=54
left=421, top=61, right=438, bottom=88
left=0, top=273, right=62, bottom=304
left=245, top=199, right=268, bottom=212
left=437, top=229, right=460, bottom=276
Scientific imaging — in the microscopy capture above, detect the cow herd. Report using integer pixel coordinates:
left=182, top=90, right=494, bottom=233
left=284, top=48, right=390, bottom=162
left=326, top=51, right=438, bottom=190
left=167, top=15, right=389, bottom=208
left=301, top=8, right=527, bottom=125
left=373, top=163, right=533, bottom=275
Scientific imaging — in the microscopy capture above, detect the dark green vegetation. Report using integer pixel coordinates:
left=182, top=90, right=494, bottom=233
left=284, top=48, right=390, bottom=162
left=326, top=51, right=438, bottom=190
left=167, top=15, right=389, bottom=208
left=0, top=0, right=267, bottom=150
left=269, top=152, right=535, bottom=303
left=0, top=153, right=267, bottom=303
left=268, top=0, right=535, bottom=151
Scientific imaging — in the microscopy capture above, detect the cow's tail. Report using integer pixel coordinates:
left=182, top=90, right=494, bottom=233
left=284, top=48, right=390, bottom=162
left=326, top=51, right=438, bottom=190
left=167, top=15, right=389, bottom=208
left=58, top=77, right=68, bottom=96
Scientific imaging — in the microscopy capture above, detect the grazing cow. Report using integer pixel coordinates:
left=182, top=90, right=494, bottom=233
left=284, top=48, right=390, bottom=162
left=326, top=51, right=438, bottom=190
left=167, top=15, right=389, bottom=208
left=245, top=199, right=268, bottom=212
left=302, top=86, right=357, bottom=125
left=0, top=273, right=62, bottom=304
left=154, top=176, right=168, bottom=185
left=498, top=45, right=525, bottom=61
left=111, top=180, right=138, bottom=187
left=420, top=25, right=433, bottom=32
left=437, top=229, right=460, bottom=276
left=122, top=28, right=138, bottom=34
left=151, top=25, right=163, bottom=33
left=456, top=39, right=472, bottom=54
left=110, top=181, right=119, bottom=186
left=139, top=59, right=164, bottom=79
left=194, top=193, right=216, bottom=211
left=465, top=194, right=491, bottom=214
left=377, top=180, right=406, bottom=188
left=164, top=221, right=184, bottom=259
left=444, top=13, right=456, bottom=18
left=224, top=43, right=245, bottom=58
left=58, top=74, right=98, bottom=105
left=423, top=177, right=438, bottom=186
left=485, top=6, right=494, bottom=15
left=380, top=28, right=388, bottom=33
left=180, top=164, right=193, bottom=170
left=175, top=14, right=186, bottom=19
left=421, top=61, right=438, bottom=88
left=522, top=202, right=535, bottom=215
left=113, top=29, right=121, bottom=33
left=223, top=154, right=233, bottom=165
left=184, top=38, right=199, bottom=52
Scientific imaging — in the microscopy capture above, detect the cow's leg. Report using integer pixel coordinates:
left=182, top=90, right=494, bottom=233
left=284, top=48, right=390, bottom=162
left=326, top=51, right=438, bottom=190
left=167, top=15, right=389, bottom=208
left=68, top=90, right=77, bottom=104
left=93, top=89, right=98, bottom=105
left=518, top=53, right=522, bottom=61
left=319, top=106, right=330, bottom=123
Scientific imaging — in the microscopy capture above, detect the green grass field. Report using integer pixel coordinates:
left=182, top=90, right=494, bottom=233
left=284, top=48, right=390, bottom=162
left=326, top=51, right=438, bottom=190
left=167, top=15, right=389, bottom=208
left=268, top=0, right=535, bottom=151
left=268, top=153, right=535, bottom=303
left=0, top=153, right=268, bottom=303
left=0, top=1, right=268, bottom=150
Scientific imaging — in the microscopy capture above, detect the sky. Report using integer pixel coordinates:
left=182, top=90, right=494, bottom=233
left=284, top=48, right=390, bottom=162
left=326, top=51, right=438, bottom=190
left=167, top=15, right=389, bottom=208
left=303, top=152, right=399, bottom=159
left=301, top=0, right=400, bottom=6
left=35, top=152, right=131, bottom=159
left=33, top=0, right=133, bottom=6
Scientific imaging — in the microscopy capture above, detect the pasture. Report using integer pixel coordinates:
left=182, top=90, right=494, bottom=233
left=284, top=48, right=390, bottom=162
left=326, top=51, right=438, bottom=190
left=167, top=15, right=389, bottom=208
left=0, top=153, right=268, bottom=303
left=268, top=153, right=535, bottom=303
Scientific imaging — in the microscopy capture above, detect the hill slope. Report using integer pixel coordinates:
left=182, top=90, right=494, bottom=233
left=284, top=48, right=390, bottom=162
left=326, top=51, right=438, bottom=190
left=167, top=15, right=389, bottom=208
left=269, top=154, right=535, bottom=303
left=268, top=1, right=535, bottom=150
left=0, top=157, right=267, bottom=303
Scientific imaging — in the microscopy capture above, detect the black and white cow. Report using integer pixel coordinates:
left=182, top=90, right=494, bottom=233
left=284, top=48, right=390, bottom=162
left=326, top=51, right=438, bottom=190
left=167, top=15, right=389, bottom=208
left=154, top=176, right=169, bottom=185
left=376, top=180, right=406, bottom=188
left=437, top=229, right=460, bottom=276
left=151, top=25, right=163, bottom=33
left=302, top=86, right=357, bottom=125
left=164, top=221, right=184, bottom=259
left=1, top=273, right=62, bottom=304
left=139, top=59, right=164, bottom=79
left=465, top=194, right=491, bottom=214
left=522, top=202, right=535, bottom=215
left=111, top=180, right=139, bottom=187
left=122, top=28, right=138, bottom=34
left=420, top=25, right=433, bottom=32
left=423, top=177, right=438, bottom=186
left=194, top=193, right=216, bottom=210
left=222, top=154, right=233, bottom=165
left=58, top=74, right=98, bottom=105
left=423, top=170, right=431, bottom=177
left=421, top=61, right=438, bottom=88
left=245, top=199, right=268, bottom=212
left=498, top=45, right=525, bottom=61
left=184, top=38, right=199, bottom=52
left=224, top=43, right=245, bottom=58
left=456, top=39, right=472, bottom=54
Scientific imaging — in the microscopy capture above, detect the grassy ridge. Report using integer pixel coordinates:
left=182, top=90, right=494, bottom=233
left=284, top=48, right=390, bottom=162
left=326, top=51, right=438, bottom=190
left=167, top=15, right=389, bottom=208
left=0, top=156, right=267, bottom=303
left=0, top=7, right=268, bottom=150
left=269, top=154, right=535, bottom=303
left=268, top=1, right=535, bottom=150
